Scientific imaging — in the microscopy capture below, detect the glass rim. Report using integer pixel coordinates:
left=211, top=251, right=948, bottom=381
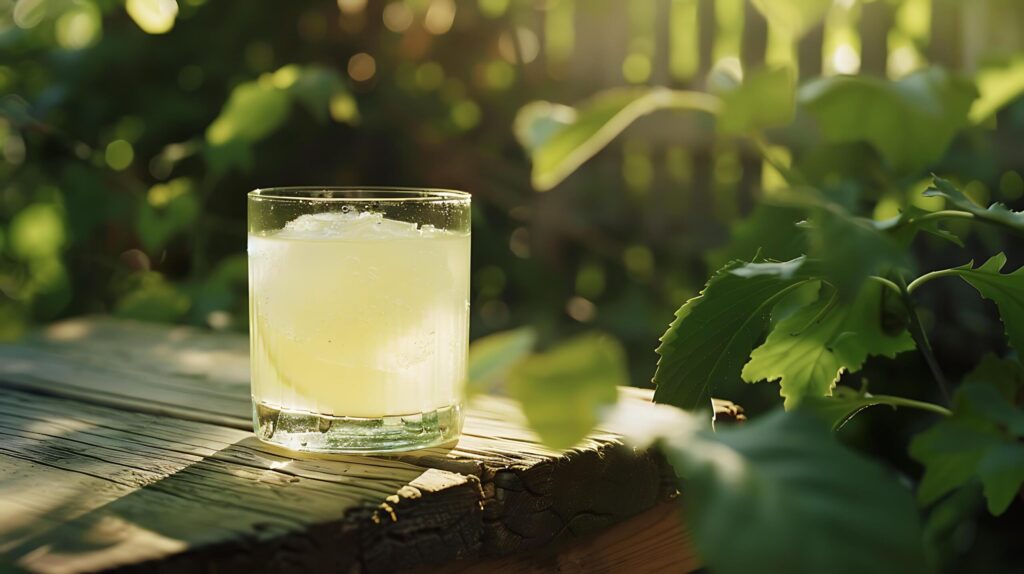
left=248, top=186, right=470, bottom=203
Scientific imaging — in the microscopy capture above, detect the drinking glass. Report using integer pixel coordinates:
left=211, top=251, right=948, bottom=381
left=247, top=187, right=470, bottom=453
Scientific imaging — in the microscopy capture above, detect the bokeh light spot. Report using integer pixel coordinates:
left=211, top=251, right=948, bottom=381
left=125, top=0, right=178, bottom=35
left=478, top=0, right=509, bottom=19
left=451, top=99, right=481, bottom=130
left=105, top=140, right=134, bottom=171
left=56, top=2, right=102, bottom=50
left=425, top=0, right=456, bottom=35
left=337, top=0, right=366, bottom=14
left=498, top=27, right=539, bottom=64
left=383, top=2, right=414, bottom=33
left=415, top=62, right=444, bottom=90
left=347, top=53, right=376, bottom=82
left=330, top=92, right=360, bottom=124
left=10, top=203, right=65, bottom=261
left=622, top=53, right=651, bottom=84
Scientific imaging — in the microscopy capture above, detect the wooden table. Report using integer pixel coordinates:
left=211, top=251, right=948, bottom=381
left=0, top=318, right=741, bottom=573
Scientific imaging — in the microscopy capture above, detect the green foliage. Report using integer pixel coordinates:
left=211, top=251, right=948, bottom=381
left=952, top=254, right=1024, bottom=354
left=911, top=358, right=1024, bottom=515
left=205, top=66, right=355, bottom=174
left=466, top=327, right=536, bottom=396
left=653, top=408, right=930, bottom=574
left=716, top=67, right=796, bottom=134
left=742, top=283, right=915, bottom=408
left=969, top=56, right=1024, bottom=124
left=805, top=205, right=908, bottom=298
left=924, top=177, right=1024, bottom=234
left=798, top=69, right=977, bottom=173
left=507, top=332, right=628, bottom=449
left=514, top=88, right=720, bottom=190
left=654, top=258, right=811, bottom=410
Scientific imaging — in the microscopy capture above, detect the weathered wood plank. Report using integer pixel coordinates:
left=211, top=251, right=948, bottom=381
left=440, top=501, right=699, bottom=574
left=0, top=318, right=738, bottom=572
left=0, top=388, right=482, bottom=573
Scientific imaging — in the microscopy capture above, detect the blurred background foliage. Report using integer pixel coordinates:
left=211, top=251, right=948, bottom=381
left=3, top=0, right=1023, bottom=380
left=3, top=0, right=1024, bottom=569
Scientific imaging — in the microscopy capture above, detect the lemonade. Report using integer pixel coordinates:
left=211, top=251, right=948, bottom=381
left=248, top=206, right=470, bottom=452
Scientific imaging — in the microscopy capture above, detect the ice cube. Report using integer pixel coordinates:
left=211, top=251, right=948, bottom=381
left=276, top=211, right=426, bottom=240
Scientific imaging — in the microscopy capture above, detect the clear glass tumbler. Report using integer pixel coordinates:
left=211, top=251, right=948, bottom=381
left=247, top=187, right=470, bottom=453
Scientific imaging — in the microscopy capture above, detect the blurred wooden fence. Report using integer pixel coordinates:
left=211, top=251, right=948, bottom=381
left=497, top=0, right=1024, bottom=242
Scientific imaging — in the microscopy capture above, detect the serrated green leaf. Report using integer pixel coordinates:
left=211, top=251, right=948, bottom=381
left=654, top=258, right=812, bottom=411
left=507, top=332, right=626, bottom=449
left=660, top=409, right=931, bottom=574
left=750, top=0, right=831, bottom=38
left=516, top=88, right=720, bottom=191
left=911, top=372, right=1024, bottom=516
left=466, top=327, right=536, bottom=397
left=799, top=68, right=977, bottom=173
left=872, top=205, right=965, bottom=247
left=952, top=253, right=1024, bottom=354
left=717, top=66, right=795, bottom=134
left=743, top=283, right=915, bottom=407
left=924, top=176, right=1024, bottom=234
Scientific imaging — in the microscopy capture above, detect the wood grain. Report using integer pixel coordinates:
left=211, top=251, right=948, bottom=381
left=0, top=318, right=739, bottom=572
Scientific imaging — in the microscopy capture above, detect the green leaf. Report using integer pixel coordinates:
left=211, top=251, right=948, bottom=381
left=706, top=202, right=806, bottom=269
left=799, top=68, right=977, bottom=173
left=872, top=205, right=965, bottom=247
left=516, top=88, right=720, bottom=191
left=963, top=353, right=1024, bottom=402
left=969, top=56, right=1024, bottom=125
left=924, top=176, right=1024, bottom=234
left=743, top=283, right=915, bottom=407
left=750, top=0, right=831, bottom=38
left=285, top=65, right=355, bottom=124
left=662, top=409, right=931, bottom=574
left=911, top=372, right=1024, bottom=516
left=654, top=258, right=811, bottom=410
left=507, top=332, right=626, bottom=449
left=466, top=327, right=536, bottom=397
left=952, top=254, right=1024, bottom=354
left=807, top=205, right=909, bottom=298
left=125, top=0, right=178, bottom=34
left=801, top=386, right=890, bottom=430
left=206, top=80, right=291, bottom=146
left=716, top=66, right=795, bottom=134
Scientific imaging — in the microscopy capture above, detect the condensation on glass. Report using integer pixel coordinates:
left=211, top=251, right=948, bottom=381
left=247, top=187, right=470, bottom=453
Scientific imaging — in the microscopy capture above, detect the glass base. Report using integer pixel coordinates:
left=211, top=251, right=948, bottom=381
left=252, top=400, right=463, bottom=454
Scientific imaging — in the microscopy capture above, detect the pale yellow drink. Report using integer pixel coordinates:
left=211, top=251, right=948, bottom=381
left=248, top=210, right=469, bottom=445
